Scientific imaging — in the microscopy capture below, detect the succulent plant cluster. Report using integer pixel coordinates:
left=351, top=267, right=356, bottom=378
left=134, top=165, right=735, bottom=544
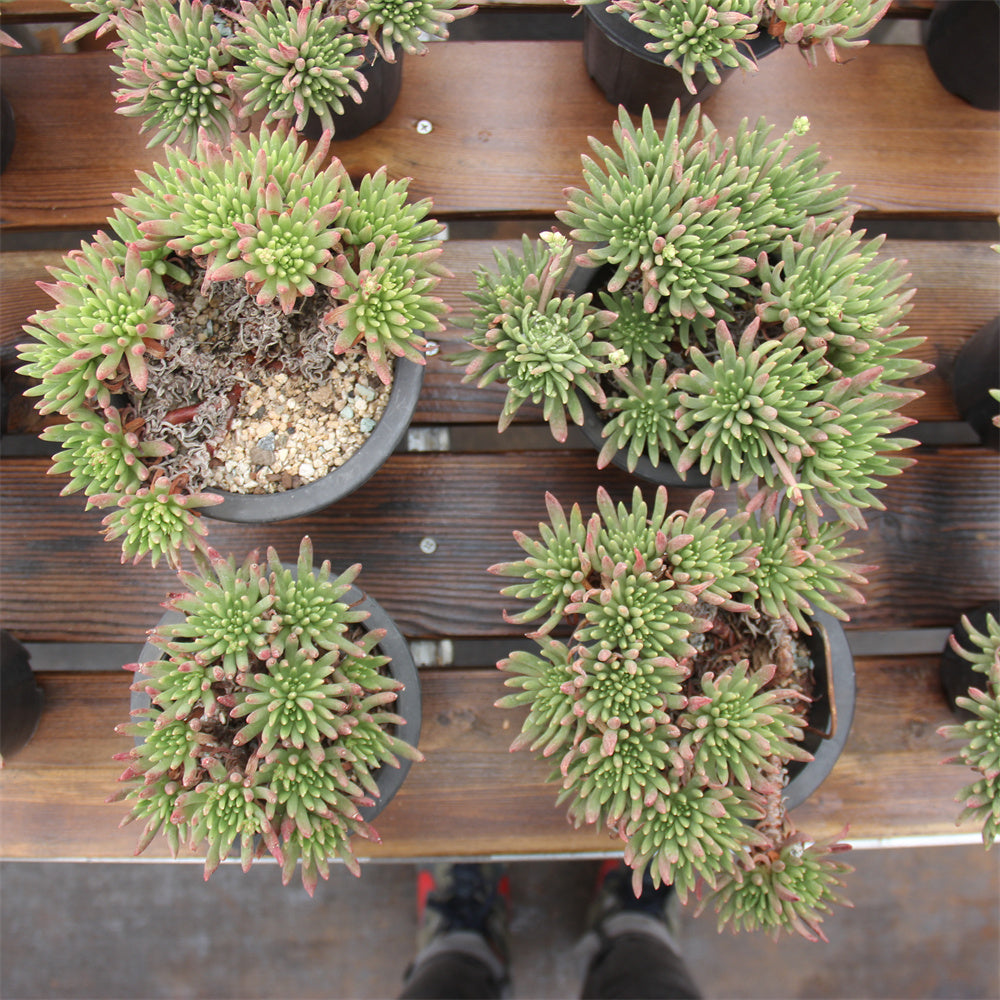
left=17, top=123, right=448, bottom=569
left=456, top=104, right=927, bottom=534
left=66, top=0, right=475, bottom=150
left=111, top=536, right=422, bottom=891
left=939, top=613, right=1000, bottom=849
left=494, top=485, right=860, bottom=940
left=573, top=0, right=890, bottom=93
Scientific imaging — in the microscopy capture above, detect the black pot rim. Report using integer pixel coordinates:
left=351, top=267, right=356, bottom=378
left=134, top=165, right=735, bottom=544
left=203, top=357, right=423, bottom=524
left=582, top=2, right=780, bottom=70
left=783, top=606, right=856, bottom=811
left=576, top=389, right=712, bottom=487
left=133, top=579, right=421, bottom=825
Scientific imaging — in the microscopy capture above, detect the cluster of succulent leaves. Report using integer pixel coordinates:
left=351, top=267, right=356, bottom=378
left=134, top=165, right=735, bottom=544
left=939, top=613, right=1000, bottom=849
left=571, top=0, right=889, bottom=93
left=458, top=103, right=927, bottom=533
left=70, top=0, right=474, bottom=150
left=494, top=485, right=859, bottom=940
left=110, top=536, right=422, bottom=892
left=17, top=124, right=448, bottom=570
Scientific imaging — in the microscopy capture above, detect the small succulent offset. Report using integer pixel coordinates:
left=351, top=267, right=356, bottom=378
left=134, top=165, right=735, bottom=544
left=455, top=232, right=618, bottom=443
left=939, top=613, right=1000, bottom=848
left=457, top=103, right=927, bottom=534
left=111, top=536, right=422, bottom=891
left=494, top=486, right=861, bottom=940
left=571, top=0, right=890, bottom=93
left=82, top=0, right=475, bottom=150
left=17, top=124, right=448, bottom=568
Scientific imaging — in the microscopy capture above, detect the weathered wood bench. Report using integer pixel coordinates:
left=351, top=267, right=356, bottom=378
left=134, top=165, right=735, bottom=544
left=1, top=2, right=997, bottom=862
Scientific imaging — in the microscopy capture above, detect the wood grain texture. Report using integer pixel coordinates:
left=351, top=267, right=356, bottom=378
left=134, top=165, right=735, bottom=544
left=2, top=44, right=998, bottom=231
left=0, top=657, right=975, bottom=861
left=4, top=239, right=998, bottom=428
left=2, top=448, right=996, bottom=643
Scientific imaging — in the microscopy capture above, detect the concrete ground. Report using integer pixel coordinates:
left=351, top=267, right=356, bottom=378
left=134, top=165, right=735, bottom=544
left=1, top=844, right=997, bottom=999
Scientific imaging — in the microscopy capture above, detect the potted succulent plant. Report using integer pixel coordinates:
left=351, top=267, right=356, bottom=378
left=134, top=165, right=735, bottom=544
left=111, top=535, right=423, bottom=891
left=571, top=0, right=891, bottom=113
left=938, top=608, right=1000, bottom=849
left=493, top=484, right=862, bottom=940
left=65, top=0, right=476, bottom=146
left=455, top=103, right=928, bottom=534
left=16, top=123, right=448, bottom=567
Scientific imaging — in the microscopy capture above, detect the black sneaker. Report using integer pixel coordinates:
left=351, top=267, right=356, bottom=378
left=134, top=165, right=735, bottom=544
left=415, top=863, right=511, bottom=965
left=586, top=859, right=680, bottom=938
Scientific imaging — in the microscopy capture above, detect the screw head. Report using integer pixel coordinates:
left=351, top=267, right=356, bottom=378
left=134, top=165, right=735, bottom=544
left=416, top=119, right=433, bottom=135
left=419, top=536, right=438, bottom=554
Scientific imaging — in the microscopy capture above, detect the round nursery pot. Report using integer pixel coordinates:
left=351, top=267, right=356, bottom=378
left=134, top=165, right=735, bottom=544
left=134, top=582, right=422, bottom=824
left=0, top=630, right=44, bottom=763
left=939, top=601, right=1000, bottom=722
left=782, top=607, right=856, bottom=810
left=922, top=0, right=1000, bottom=111
left=303, top=48, right=404, bottom=143
left=581, top=3, right=780, bottom=116
left=204, top=356, right=423, bottom=524
left=951, top=316, right=999, bottom=449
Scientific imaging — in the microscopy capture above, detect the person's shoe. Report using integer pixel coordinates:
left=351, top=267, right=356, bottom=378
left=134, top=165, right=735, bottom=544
left=585, top=859, right=681, bottom=941
left=415, top=862, right=511, bottom=965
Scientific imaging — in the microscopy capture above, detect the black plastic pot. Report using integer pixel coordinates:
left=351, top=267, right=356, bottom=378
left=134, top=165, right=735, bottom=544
left=581, top=3, right=780, bottom=115
left=952, top=316, right=999, bottom=449
left=1, top=630, right=44, bottom=763
left=783, top=608, right=856, bottom=810
left=303, top=48, right=404, bottom=143
left=923, top=0, right=1000, bottom=111
left=939, top=602, right=1000, bottom=722
left=204, top=357, right=423, bottom=524
left=133, top=581, right=421, bottom=824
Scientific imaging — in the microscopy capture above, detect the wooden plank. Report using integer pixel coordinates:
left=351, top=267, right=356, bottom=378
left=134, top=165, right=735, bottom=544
left=2, top=44, right=998, bottom=231
left=1, top=447, right=997, bottom=643
left=0, top=657, right=976, bottom=861
left=4, top=239, right=998, bottom=429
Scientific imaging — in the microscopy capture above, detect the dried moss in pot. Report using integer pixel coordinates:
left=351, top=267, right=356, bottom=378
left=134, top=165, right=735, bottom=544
left=17, top=124, right=447, bottom=565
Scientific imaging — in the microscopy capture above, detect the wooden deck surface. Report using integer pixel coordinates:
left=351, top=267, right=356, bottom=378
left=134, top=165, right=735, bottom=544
left=1, top=4, right=997, bottom=861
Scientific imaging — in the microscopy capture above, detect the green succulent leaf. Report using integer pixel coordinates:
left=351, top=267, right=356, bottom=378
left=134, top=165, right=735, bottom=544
left=268, top=537, right=369, bottom=658
left=41, top=407, right=170, bottom=504
left=490, top=492, right=592, bottom=635
left=677, top=659, right=811, bottom=790
left=559, top=723, right=678, bottom=829
left=160, top=548, right=277, bottom=677
left=622, top=780, right=764, bottom=901
left=231, top=640, right=357, bottom=757
left=94, top=475, right=221, bottom=570
left=496, top=638, right=584, bottom=757
left=629, top=0, right=759, bottom=92
left=701, top=833, right=855, bottom=941
left=110, top=0, right=232, bottom=151
left=226, top=0, right=367, bottom=133
left=349, top=0, right=476, bottom=59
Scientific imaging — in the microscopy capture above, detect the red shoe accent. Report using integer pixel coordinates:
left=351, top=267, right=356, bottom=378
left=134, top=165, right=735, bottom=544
left=416, top=868, right=437, bottom=918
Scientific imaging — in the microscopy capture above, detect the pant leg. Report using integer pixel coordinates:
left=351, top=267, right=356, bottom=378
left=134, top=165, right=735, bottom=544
left=579, top=914, right=702, bottom=1000
left=400, top=931, right=507, bottom=999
